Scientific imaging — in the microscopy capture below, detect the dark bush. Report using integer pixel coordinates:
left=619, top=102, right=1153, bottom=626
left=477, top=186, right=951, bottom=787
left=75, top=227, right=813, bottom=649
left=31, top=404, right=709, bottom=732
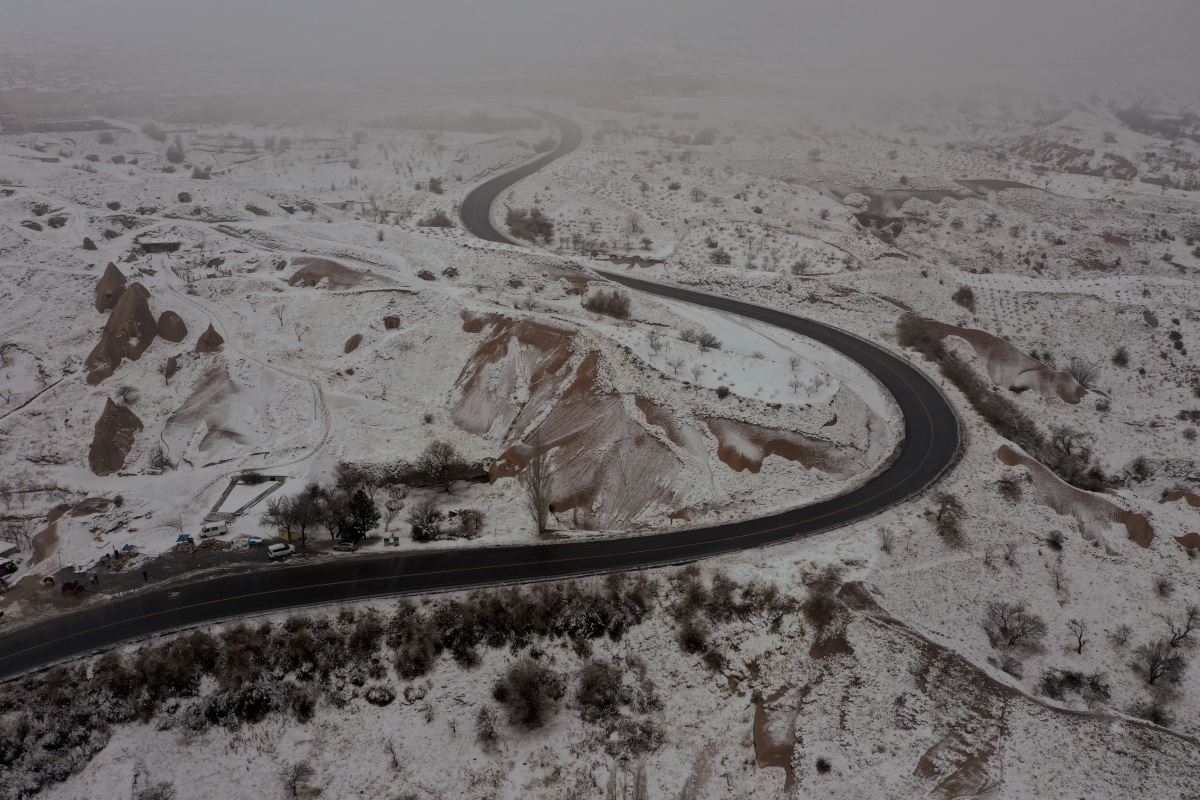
left=576, top=660, right=630, bottom=722
left=418, top=209, right=454, bottom=227
left=583, top=289, right=632, bottom=318
left=142, top=122, right=167, bottom=142
left=677, top=617, right=710, bottom=654
left=951, top=286, right=976, bottom=311
left=506, top=207, right=555, bottom=243
left=493, top=657, right=564, bottom=729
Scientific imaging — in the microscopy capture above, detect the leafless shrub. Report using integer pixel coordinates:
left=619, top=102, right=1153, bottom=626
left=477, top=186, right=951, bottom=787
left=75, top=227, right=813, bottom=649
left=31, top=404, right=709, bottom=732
left=136, top=783, right=176, bottom=800
left=476, top=704, right=499, bottom=748
left=802, top=565, right=844, bottom=638
left=996, top=474, right=1024, bottom=502
left=1066, top=356, right=1102, bottom=390
left=878, top=529, right=895, bottom=554
left=1127, top=698, right=1174, bottom=727
left=1109, top=623, right=1134, bottom=648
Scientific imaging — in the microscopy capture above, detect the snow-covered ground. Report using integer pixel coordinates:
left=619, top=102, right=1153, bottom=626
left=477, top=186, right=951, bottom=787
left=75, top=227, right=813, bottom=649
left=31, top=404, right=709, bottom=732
left=3, top=65, right=1200, bottom=800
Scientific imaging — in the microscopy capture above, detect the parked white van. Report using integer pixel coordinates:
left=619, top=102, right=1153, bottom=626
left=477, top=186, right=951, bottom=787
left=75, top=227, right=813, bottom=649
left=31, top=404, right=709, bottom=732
left=199, top=521, right=228, bottom=539
left=267, top=543, right=295, bottom=560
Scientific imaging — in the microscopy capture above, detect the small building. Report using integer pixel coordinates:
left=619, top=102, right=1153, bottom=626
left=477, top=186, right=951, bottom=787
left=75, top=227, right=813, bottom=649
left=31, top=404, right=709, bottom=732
left=139, top=239, right=182, bottom=254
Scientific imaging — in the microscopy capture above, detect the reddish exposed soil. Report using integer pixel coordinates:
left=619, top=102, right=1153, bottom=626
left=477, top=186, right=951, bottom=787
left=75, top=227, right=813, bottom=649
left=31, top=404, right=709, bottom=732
left=1174, top=533, right=1200, bottom=549
left=1161, top=490, right=1200, bottom=508
left=344, top=334, right=363, bottom=353
left=703, top=417, right=849, bottom=475
left=453, top=312, right=576, bottom=437
left=851, top=188, right=965, bottom=216
left=924, top=320, right=1087, bottom=404
left=752, top=687, right=797, bottom=791
left=492, top=353, right=684, bottom=530
left=457, top=312, right=863, bottom=528
left=1144, top=309, right=1159, bottom=328
left=915, top=733, right=999, bottom=799
left=997, top=445, right=1153, bottom=547
left=635, top=397, right=705, bottom=457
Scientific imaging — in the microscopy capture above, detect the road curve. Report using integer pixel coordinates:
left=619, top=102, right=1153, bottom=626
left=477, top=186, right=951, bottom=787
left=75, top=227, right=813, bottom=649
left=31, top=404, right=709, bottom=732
left=0, top=112, right=958, bottom=681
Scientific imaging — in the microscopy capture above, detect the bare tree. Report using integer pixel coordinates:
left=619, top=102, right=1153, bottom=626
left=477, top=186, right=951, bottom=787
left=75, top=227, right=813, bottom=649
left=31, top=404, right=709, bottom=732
left=382, top=486, right=406, bottom=533
left=524, top=440, right=555, bottom=536
left=985, top=601, right=1048, bottom=647
left=647, top=329, right=664, bottom=358
left=281, top=763, right=314, bottom=798
left=416, top=440, right=467, bottom=492
left=1162, top=604, right=1200, bottom=647
left=1048, top=561, right=1068, bottom=593
left=1068, top=619, right=1088, bottom=653
left=273, top=304, right=285, bottom=327
left=1134, top=640, right=1185, bottom=685
left=666, top=357, right=684, bottom=375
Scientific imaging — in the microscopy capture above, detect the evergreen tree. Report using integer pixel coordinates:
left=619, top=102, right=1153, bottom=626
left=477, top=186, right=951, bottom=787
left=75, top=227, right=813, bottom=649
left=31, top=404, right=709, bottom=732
left=345, top=489, right=380, bottom=542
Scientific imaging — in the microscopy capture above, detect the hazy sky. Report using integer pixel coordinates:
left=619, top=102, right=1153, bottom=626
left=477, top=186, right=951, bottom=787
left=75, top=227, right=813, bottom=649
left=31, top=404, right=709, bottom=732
left=3, top=0, right=1198, bottom=91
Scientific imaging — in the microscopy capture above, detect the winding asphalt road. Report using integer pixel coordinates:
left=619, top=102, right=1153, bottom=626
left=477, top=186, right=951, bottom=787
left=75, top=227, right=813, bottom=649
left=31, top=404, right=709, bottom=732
left=0, top=112, right=958, bottom=681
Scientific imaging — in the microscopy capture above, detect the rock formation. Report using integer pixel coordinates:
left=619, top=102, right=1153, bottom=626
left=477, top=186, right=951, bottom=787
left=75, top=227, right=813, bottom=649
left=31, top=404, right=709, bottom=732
left=88, top=398, right=143, bottom=476
left=157, top=310, right=188, bottom=342
left=195, top=323, right=225, bottom=353
left=85, top=282, right=156, bottom=384
left=94, top=262, right=127, bottom=312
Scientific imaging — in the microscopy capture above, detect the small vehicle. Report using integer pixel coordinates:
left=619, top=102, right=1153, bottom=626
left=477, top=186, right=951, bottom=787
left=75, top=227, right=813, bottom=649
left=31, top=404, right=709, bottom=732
left=199, top=521, right=228, bottom=539
left=267, top=542, right=295, bottom=560
left=334, top=539, right=358, bottom=552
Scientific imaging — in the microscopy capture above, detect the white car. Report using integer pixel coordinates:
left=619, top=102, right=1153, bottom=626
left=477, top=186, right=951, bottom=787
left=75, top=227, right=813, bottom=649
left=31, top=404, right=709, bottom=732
left=267, top=543, right=295, bottom=560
